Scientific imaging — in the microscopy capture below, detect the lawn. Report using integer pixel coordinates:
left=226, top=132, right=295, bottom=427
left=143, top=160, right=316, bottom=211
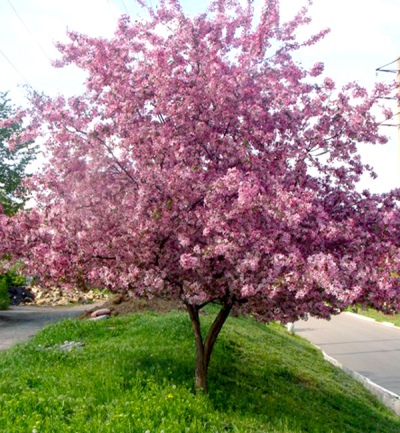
left=0, top=308, right=399, bottom=432
left=351, top=307, right=400, bottom=327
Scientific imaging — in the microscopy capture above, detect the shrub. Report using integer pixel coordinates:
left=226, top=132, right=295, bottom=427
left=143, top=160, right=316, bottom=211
left=0, top=262, right=27, bottom=309
left=0, top=277, right=10, bottom=310
left=2, top=264, right=27, bottom=287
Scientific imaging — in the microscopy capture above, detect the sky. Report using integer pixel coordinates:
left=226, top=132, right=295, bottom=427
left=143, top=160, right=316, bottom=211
left=0, top=0, right=399, bottom=193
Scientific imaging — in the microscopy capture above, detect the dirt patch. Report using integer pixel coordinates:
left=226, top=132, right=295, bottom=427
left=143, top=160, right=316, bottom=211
left=82, top=295, right=185, bottom=318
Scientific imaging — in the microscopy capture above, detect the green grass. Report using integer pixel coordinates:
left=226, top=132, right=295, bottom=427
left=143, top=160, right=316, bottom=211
left=0, top=309, right=399, bottom=432
left=350, top=307, right=400, bottom=327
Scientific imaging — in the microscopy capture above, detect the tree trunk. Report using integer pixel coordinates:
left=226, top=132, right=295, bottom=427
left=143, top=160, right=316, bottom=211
left=186, top=301, right=233, bottom=393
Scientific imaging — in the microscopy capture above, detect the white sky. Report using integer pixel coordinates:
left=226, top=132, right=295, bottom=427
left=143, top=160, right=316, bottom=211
left=0, top=0, right=399, bottom=193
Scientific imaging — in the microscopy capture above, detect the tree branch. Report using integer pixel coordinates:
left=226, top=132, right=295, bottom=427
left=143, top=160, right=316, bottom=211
left=66, top=126, right=139, bottom=188
left=204, top=300, right=233, bottom=370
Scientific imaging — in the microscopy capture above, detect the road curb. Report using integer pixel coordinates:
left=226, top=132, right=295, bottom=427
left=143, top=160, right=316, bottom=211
left=294, top=314, right=400, bottom=416
left=320, top=350, right=400, bottom=416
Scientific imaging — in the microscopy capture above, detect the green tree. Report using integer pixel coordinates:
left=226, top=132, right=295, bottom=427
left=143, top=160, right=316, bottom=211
left=0, top=277, right=10, bottom=310
left=0, top=92, right=37, bottom=215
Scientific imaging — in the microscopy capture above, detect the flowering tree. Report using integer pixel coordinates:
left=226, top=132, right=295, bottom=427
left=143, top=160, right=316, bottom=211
left=1, top=0, right=400, bottom=391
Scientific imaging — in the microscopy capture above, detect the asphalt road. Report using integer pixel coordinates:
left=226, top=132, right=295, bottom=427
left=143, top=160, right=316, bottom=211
left=295, top=313, right=400, bottom=396
left=0, top=304, right=97, bottom=351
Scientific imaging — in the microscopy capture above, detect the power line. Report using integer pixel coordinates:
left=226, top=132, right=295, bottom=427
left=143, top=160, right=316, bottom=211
left=121, top=0, right=130, bottom=15
left=107, top=0, right=119, bottom=20
left=376, top=57, right=400, bottom=74
left=6, top=0, right=73, bottom=92
left=0, top=47, right=31, bottom=86
left=377, top=57, right=400, bottom=178
left=7, top=0, right=52, bottom=63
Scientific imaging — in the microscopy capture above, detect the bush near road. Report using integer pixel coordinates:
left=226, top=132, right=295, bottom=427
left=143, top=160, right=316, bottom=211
left=0, top=277, right=10, bottom=310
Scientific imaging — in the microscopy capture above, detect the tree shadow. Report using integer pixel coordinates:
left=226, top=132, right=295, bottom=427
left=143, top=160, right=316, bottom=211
left=95, top=312, right=400, bottom=432
left=205, top=329, right=400, bottom=433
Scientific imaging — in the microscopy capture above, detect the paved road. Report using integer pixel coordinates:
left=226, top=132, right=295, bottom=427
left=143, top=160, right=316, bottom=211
left=0, top=304, right=97, bottom=351
left=295, top=313, right=400, bottom=396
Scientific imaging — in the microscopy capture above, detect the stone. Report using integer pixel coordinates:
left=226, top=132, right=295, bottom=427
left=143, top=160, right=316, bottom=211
left=90, top=308, right=112, bottom=318
left=89, top=315, right=110, bottom=321
left=28, top=285, right=110, bottom=307
left=58, top=341, right=85, bottom=351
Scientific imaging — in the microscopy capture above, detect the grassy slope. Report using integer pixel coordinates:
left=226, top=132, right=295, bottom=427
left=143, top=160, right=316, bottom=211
left=0, top=309, right=399, bottom=433
left=352, top=308, right=400, bottom=327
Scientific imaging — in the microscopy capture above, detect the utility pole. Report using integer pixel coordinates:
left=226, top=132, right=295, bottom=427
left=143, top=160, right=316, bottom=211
left=376, top=57, right=400, bottom=175
left=397, top=58, right=400, bottom=170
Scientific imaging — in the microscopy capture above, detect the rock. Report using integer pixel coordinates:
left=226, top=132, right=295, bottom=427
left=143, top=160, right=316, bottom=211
left=89, top=315, right=110, bottom=321
left=57, top=300, right=70, bottom=306
left=90, top=308, right=112, bottom=318
left=35, top=299, right=46, bottom=306
left=58, top=341, right=85, bottom=351
left=28, top=286, right=110, bottom=307
left=23, top=296, right=34, bottom=304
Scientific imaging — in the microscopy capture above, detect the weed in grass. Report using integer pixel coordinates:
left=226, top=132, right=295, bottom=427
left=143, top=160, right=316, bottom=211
left=0, top=311, right=399, bottom=432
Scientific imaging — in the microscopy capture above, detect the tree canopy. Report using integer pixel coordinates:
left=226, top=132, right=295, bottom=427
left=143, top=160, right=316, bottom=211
left=0, top=92, right=36, bottom=215
left=1, top=0, right=399, bottom=391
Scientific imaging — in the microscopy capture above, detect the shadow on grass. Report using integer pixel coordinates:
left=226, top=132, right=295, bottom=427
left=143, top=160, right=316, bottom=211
left=109, top=311, right=400, bottom=433
left=206, top=324, right=400, bottom=433
left=112, top=332, right=400, bottom=431
left=119, top=351, right=194, bottom=389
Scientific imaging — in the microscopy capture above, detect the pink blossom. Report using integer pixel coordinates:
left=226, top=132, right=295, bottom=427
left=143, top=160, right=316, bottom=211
left=240, top=284, right=256, bottom=298
left=180, top=254, right=199, bottom=269
left=310, top=62, right=324, bottom=77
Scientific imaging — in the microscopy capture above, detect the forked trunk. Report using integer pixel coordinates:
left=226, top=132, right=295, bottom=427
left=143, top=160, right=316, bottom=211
left=186, top=301, right=233, bottom=393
